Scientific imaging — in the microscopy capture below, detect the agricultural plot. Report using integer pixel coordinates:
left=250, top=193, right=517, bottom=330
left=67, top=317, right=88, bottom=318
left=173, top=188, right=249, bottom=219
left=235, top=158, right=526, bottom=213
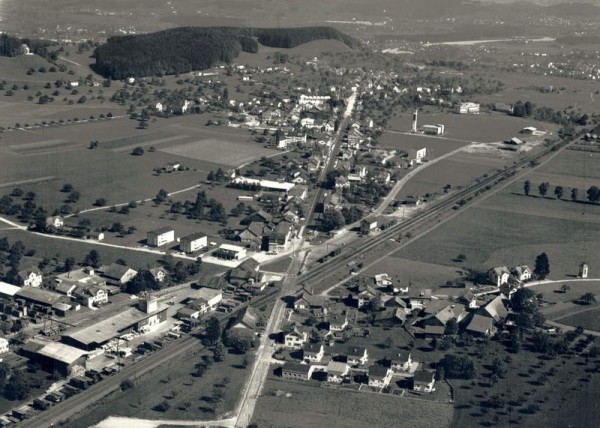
left=67, top=348, right=252, bottom=428
left=379, top=132, right=466, bottom=157
left=160, top=138, right=274, bottom=166
left=394, top=152, right=508, bottom=201
left=252, top=378, right=453, bottom=428
left=394, top=203, right=600, bottom=279
left=555, top=306, right=600, bottom=332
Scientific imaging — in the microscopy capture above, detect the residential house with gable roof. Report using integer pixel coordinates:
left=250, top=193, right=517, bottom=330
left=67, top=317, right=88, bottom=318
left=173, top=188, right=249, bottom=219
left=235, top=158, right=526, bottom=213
left=488, top=266, right=511, bottom=287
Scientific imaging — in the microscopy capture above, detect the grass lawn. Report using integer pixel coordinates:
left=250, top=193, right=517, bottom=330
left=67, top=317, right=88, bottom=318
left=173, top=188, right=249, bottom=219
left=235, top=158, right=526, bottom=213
left=363, top=257, right=465, bottom=296
left=66, top=346, right=253, bottom=427
left=253, top=377, right=453, bottom=428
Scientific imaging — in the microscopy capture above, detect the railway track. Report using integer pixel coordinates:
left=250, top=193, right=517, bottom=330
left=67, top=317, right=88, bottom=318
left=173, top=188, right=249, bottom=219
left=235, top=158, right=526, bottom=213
left=298, top=139, right=571, bottom=289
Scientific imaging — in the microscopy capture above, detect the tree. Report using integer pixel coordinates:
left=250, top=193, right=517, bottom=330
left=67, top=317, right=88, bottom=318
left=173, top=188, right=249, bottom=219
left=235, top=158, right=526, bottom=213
left=321, top=208, right=345, bottom=232
left=571, top=188, right=579, bottom=202
left=61, top=183, right=74, bottom=193
left=154, top=189, right=168, bottom=204
left=213, top=341, right=225, bottom=362
left=132, top=146, right=144, bottom=156
left=587, top=186, right=600, bottom=204
left=491, top=357, right=507, bottom=379
left=83, top=250, right=101, bottom=268
left=439, top=354, right=476, bottom=379
left=534, top=252, right=550, bottom=279
left=95, top=198, right=107, bottom=207
left=0, top=362, right=10, bottom=388
left=554, top=185, right=564, bottom=200
left=341, top=206, right=363, bottom=224
left=205, top=317, right=221, bottom=345
left=4, top=370, right=30, bottom=400
left=538, top=182, right=549, bottom=198
left=510, top=329, right=522, bottom=353
left=580, top=293, right=597, bottom=305
left=67, top=191, right=80, bottom=203
left=560, top=284, right=570, bottom=294
left=63, top=257, right=76, bottom=272
left=523, top=180, right=531, bottom=196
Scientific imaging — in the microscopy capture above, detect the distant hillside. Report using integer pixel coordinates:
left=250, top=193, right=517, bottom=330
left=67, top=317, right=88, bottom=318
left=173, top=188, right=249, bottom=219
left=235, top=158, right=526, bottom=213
left=0, top=33, right=56, bottom=58
left=93, top=26, right=359, bottom=79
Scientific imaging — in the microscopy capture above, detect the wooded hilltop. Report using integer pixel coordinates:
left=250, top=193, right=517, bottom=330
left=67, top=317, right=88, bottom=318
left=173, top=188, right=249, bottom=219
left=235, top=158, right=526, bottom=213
left=93, top=26, right=360, bottom=79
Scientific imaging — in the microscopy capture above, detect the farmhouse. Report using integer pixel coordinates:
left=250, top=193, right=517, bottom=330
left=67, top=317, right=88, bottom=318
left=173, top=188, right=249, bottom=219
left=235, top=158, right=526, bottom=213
left=512, top=265, right=532, bottom=282
left=466, top=314, right=497, bottom=337
left=17, top=267, right=43, bottom=287
left=147, top=227, right=175, bottom=247
left=215, top=244, right=247, bottom=260
left=45, top=216, right=64, bottom=229
left=99, top=263, right=138, bottom=286
left=268, top=223, right=294, bottom=254
left=281, top=362, right=314, bottom=381
left=231, top=306, right=258, bottom=330
left=373, top=308, right=407, bottom=326
left=413, top=370, right=436, bottom=393
left=0, top=338, right=8, bottom=354
left=73, top=286, right=108, bottom=308
left=488, top=266, right=510, bottom=287
left=180, top=232, right=208, bottom=253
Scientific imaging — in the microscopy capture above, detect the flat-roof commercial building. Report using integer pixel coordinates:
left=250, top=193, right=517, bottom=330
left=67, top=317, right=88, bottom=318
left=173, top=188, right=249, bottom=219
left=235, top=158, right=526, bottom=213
left=215, top=244, right=247, bottom=260
left=180, top=232, right=208, bottom=253
left=147, top=227, right=175, bottom=247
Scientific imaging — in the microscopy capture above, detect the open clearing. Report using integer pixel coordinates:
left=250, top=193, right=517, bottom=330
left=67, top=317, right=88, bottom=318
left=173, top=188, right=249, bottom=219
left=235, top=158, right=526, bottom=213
left=252, top=378, right=453, bottom=428
left=389, top=111, right=557, bottom=143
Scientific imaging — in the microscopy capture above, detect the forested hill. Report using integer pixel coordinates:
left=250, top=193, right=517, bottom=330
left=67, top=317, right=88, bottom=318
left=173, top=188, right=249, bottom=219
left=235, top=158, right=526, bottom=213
left=93, top=26, right=359, bottom=79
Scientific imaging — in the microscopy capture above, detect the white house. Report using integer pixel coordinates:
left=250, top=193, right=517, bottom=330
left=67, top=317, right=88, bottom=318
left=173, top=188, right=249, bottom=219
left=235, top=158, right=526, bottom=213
left=180, top=232, right=208, bottom=253
left=391, top=353, right=412, bottom=372
left=284, top=327, right=308, bottom=349
left=368, top=365, right=393, bottom=388
left=512, top=265, right=532, bottom=282
left=45, top=216, right=64, bottom=229
left=18, top=268, right=43, bottom=287
left=327, top=361, right=349, bottom=383
left=147, top=227, right=175, bottom=247
left=0, top=338, right=8, bottom=354
left=302, top=343, right=324, bottom=363
left=408, top=147, right=427, bottom=165
left=413, top=370, right=436, bottom=392
left=488, top=267, right=511, bottom=287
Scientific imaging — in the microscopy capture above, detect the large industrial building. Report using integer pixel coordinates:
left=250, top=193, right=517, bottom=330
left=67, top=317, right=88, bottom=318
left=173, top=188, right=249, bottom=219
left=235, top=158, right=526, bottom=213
left=62, top=298, right=168, bottom=350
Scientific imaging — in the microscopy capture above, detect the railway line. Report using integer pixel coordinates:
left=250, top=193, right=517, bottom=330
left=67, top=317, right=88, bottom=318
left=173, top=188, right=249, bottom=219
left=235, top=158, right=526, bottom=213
left=297, top=139, right=571, bottom=291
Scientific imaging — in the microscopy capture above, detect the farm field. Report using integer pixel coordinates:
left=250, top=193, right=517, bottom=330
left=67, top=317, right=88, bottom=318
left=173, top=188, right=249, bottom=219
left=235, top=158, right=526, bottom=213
left=0, top=115, right=272, bottom=215
left=252, top=377, right=454, bottom=428
left=554, top=306, right=600, bottom=332
left=393, top=202, right=600, bottom=278
left=394, top=152, right=510, bottom=201
left=389, top=111, right=557, bottom=143
left=66, top=346, right=253, bottom=428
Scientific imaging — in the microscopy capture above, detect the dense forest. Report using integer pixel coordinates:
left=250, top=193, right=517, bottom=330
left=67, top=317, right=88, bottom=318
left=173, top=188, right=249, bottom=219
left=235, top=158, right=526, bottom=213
left=0, top=33, right=56, bottom=58
left=93, top=26, right=359, bottom=79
